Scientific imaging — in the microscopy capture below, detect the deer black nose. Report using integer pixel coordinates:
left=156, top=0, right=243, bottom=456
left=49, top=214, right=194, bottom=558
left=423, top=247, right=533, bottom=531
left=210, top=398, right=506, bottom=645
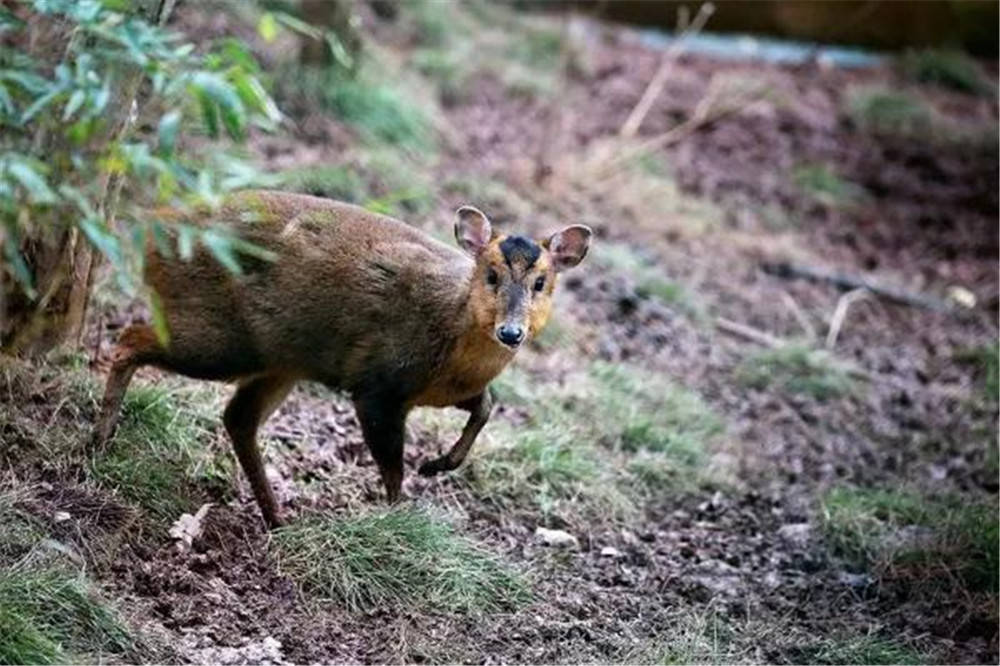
left=497, top=324, right=525, bottom=347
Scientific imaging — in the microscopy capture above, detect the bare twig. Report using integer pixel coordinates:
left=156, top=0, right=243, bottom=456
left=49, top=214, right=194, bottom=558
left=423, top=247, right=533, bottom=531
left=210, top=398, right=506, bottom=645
left=600, top=74, right=769, bottom=177
left=825, top=288, right=868, bottom=349
left=715, top=316, right=782, bottom=349
left=779, top=290, right=816, bottom=340
left=619, top=2, right=715, bottom=139
left=713, top=315, right=969, bottom=400
left=762, top=260, right=955, bottom=313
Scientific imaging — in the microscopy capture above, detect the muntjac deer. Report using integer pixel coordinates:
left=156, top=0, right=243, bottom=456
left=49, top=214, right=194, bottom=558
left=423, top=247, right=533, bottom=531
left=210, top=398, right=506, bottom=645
left=92, top=190, right=591, bottom=527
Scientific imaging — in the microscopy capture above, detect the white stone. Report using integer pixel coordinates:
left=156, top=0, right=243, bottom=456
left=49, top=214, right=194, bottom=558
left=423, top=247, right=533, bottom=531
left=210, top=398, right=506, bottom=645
left=535, top=527, right=579, bottom=548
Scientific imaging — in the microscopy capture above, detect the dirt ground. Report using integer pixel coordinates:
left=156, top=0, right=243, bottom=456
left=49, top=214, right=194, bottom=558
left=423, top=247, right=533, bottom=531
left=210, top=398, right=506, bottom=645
left=2, top=3, right=998, bottom=665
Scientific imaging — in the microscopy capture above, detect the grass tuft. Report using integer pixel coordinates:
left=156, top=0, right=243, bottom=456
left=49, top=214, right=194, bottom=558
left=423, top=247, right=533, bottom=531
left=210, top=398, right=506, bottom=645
left=276, top=165, right=367, bottom=203
left=472, top=361, right=721, bottom=519
left=92, top=383, right=231, bottom=522
left=272, top=505, right=529, bottom=613
left=594, top=242, right=706, bottom=320
left=736, top=344, right=852, bottom=400
left=793, top=163, right=868, bottom=209
left=899, top=49, right=992, bottom=95
left=0, top=510, right=136, bottom=665
left=588, top=362, right=721, bottom=459
left=846, top=86, right=933, bottom=137
left=821, top=487, right=999, bottom=591
left=797, top=635, right=926, bottom=665
left=279, top=67, right=433, bottom=149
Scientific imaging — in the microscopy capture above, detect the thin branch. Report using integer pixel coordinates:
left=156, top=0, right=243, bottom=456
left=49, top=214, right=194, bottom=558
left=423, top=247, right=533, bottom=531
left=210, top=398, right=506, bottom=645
left=619, top=2, right=715, bottom=139
left=714, top=315, right=969, bottom=400
left=762, top=260, right=956, bottom=313
left=825, top=288, right=868, bottom=349
left=780, top=290, right=817, bottom=340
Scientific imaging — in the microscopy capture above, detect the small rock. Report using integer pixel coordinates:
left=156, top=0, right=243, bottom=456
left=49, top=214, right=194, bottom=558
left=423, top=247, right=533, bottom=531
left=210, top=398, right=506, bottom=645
left=599, top=546, right=621, bottom=558
left=837, top=571, right=875, bottom=589
left=777, top=523, right=812, bottom=547
left=53, top=511, right=72, bottom=523
left=535, top=527, right=579, bottom=548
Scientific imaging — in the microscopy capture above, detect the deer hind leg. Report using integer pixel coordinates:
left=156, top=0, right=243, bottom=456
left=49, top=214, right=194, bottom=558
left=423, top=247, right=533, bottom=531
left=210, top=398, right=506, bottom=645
left=223, top=374, right=295, bottom=529
left=91, top=324, right=163, bottom=451
left=355, top=398, right=408, bottom=503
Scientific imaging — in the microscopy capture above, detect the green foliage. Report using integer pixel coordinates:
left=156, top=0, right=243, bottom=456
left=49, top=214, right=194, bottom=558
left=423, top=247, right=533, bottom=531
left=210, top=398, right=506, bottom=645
left=281, top=67, right=431, bottom=149
left=588, top=362, right=721, bottom=459
left=845, top=86, right=933, bottom=137
left=0, top=522, right=135, bottom=664
left=1, top=0, right=280, bottom=313
left=407, top=0, right=452, bottom=48
left=91, top=382, right=230, bottom=522
left=0, top=490, right=44, bottom=567
left=594, top=242, right=705, bottom=319
left=821, top=487, right=999, bottom=591
left=798, top=635, right=925, bottom=665
left=736, top=344, right=852, bottom=400
left=272, top=506, right=529, bottom=613
left=899, top=49, right=992, bottom=95
left=276, top=165, right=367, bottom=202
left=476, top=361, right=721, bottom=518
left=793, top=163, right=868, bottom=208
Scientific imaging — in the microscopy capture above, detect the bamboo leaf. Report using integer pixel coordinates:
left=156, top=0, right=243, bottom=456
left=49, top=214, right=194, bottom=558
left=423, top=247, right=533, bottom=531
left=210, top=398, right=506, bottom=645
left=157, top=109, right=181, bottom=156
left=7, top=160, right=57, bottom=204
left=258, top=12, right=279, bottom=43
left=63, top=88, right=85, bottom=120
left=201, top=229, right=243, bottom=274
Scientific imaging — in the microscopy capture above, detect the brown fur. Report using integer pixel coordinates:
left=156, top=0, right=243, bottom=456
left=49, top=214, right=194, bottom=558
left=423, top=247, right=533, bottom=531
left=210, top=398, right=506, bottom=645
left=91, top=190, right=589, bottom=527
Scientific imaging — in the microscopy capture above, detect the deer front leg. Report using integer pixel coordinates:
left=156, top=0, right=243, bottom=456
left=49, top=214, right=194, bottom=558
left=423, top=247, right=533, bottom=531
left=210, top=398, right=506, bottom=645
left=418, top=388, right=494, bottom=477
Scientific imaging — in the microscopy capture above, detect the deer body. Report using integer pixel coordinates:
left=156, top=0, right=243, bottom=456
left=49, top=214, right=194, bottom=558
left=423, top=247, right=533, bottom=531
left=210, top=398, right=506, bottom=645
left=92, top=190, right=590, bottom=527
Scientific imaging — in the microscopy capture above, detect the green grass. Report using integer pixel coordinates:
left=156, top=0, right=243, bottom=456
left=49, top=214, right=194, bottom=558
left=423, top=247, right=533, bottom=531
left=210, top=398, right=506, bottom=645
left=588, top=362, right=721, bottom=459
left=846, top=86, right=934, bottom=137
left=0, top=563, right=136, bottom=664
left=272, top=505, right=528, bottom=613
left=279, top=66, right=433, bottom=149
left=276, top=165, right=368, bottom=203
left=793, top=163, right=868, bottom=209
left=899, top=49, right=992, bottom=95
left=463, top=422, right=633, bottom=521
left=593, top=242, right=706, bottom=320
left=735, top=344, right=853, bottom=400
left=92, top=383, right=231, bottom=522
left=797, top=635, right=925, bottom=665
left=0, top=489, right=45, bottom=567
left=473, top=361, right=721, bottom=519
left=0, top=493, right=137, bottom=665
left=821, top=487, right=999, bottom=591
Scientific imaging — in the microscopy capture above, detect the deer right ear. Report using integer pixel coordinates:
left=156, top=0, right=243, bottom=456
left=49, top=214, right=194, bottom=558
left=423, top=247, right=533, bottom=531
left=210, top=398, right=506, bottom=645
left=454, top=206, right=493, bottom=256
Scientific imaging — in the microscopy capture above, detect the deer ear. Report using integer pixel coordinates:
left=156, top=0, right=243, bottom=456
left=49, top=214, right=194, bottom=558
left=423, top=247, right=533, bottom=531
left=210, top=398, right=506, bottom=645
left=546, top=225, right=592, bottom=271
left=454, top=206, right=493, bottom=256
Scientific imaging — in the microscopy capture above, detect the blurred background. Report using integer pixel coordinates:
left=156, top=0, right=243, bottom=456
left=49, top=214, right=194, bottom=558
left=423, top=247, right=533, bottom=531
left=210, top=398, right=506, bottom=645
left=1, top=1, right=997, bottom=664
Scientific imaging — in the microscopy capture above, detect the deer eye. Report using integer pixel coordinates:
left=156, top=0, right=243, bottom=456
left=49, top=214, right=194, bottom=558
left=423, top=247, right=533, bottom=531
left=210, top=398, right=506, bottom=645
left=486, top=268, right=499, bottom=287
left=533, top=276, right=545, bottom=292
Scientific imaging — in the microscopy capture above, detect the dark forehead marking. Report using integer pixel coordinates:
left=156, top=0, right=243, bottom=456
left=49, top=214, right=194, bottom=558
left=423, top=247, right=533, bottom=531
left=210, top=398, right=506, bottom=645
left=498, top=235, right=541, bottom=270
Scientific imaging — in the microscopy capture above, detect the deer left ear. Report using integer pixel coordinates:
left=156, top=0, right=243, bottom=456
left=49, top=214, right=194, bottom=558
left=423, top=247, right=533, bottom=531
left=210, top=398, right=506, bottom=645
left=545, top=225, right=592, bottom=272
left=454, top=206, right=493, bottom=256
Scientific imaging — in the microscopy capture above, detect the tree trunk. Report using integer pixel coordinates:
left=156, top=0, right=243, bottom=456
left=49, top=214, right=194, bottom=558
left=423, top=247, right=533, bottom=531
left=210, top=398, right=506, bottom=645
left=0, top=0, right=170, bottom=357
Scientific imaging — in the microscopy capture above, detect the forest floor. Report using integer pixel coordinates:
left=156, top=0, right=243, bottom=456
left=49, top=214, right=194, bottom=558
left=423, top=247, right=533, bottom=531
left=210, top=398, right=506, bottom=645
left=1, top=2, right=998, bottom=664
